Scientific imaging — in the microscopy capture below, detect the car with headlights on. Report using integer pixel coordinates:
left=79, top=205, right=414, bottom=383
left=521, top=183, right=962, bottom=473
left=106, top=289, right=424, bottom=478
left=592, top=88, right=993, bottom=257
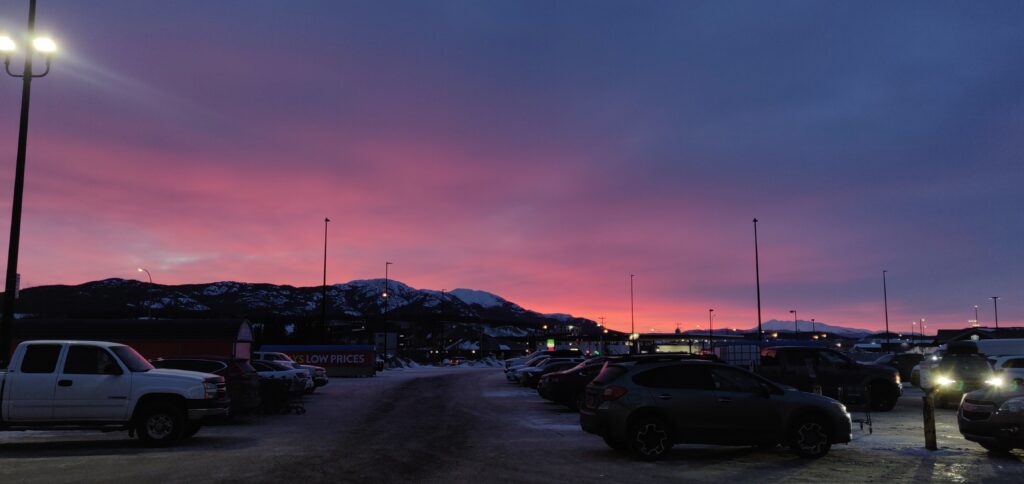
left=580, top=358, right=852, bottom=460
left=958, top=382, right=1024, bottom=453
left=930, top=354, right=995, bottom=408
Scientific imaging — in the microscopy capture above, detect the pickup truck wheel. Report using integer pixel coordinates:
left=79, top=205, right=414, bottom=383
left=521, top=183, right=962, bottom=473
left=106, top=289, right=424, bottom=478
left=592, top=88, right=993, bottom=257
left=869, top=383, right=898, bottom=412
left=627, top=417, right=672, bottom=461
left=789, top=416, right=832, bottom=458
left=136, top=403, right=185, bottom=446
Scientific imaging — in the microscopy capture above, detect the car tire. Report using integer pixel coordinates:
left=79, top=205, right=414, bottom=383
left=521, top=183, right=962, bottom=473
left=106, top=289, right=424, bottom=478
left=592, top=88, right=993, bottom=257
left=869, top=382, right=898, bottom=412
left=789, top=416, right=832, bottom=459
left=627, top=417, right=673, bottom=461
left=980, top=442, right=1014, bottom=454
left=136, top=402, right=185, bottom=446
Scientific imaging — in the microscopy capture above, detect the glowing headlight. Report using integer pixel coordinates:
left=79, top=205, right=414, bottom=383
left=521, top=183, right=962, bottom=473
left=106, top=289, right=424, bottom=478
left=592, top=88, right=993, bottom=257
left=1000, top=397, right=1024, bottom=413
left=936, top=375, right=955, bottom=386
left=985, top=377, right=1004, bottom=387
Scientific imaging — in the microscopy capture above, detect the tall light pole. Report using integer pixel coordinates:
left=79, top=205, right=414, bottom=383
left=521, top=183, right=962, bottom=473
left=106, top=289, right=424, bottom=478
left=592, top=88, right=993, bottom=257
left=810, top=318, right=816, bottom=335
left=708, top=309, right=714, bottom=352
left=882, top=270, right=890, bottom=349
left=789, top=309, right=798, bottom=338
left=0, top=0, right=57, bottom=365
left=991, top=296, right=1000, bottom=330
left=974, top=305, right=980, bottom=327
left=753, top=219, right=763, bottom=341
left=382, top=261, right=393, bottom=361
left=137, top=268, right=153, bottom=319
left=321, top=217, right=329, bottom=343
left=630, top=274, right=636, bottom=354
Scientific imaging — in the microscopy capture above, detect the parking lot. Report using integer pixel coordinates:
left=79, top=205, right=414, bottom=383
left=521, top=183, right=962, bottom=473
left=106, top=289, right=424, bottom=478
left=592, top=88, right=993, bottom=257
left=2, top=366, right=1024, bottom=483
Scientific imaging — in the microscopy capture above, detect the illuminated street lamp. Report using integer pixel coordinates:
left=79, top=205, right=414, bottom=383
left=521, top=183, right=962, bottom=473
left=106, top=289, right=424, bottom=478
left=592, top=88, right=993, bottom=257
left=137, top=268, right=153, bottom=319
left=0, top=0, right=59, bottom=365
left=789, top=309, right=798, bottom=338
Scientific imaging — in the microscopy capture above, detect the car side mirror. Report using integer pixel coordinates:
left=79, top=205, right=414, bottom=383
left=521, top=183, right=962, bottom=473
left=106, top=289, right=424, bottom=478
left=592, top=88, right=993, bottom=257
left=104, top=363, right=123, bottom=375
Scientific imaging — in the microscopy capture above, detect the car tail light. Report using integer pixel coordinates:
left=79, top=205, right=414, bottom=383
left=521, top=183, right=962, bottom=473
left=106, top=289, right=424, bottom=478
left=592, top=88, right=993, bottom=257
left=602, top=385, right=628, bottom=401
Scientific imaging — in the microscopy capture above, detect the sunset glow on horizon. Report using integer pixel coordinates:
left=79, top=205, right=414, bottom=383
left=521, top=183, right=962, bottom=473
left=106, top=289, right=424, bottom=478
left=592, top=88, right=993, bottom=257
left=0, top=1, right=1022, bottom=333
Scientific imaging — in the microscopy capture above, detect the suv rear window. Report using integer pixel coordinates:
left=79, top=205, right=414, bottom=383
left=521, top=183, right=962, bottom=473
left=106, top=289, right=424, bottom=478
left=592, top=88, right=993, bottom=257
left=592, top=364, right=628, bottom=385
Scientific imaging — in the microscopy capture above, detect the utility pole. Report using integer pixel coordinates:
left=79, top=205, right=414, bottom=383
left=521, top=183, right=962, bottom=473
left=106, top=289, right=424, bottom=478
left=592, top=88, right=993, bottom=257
left=321, top=217, right=329, bottom=344
left=789, top=309, right=798, bottom=339
left=708, top=309, right=714, bottom=352
left=383, top=261, right=393, bottom=363
left=630, top=274, right=636, bottom=354
left=753, top=219, right=763, bottom=342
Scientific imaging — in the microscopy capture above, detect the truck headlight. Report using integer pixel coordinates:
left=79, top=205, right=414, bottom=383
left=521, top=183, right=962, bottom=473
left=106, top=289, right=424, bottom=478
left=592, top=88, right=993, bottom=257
left=935, top=375, right=955, bottom=386
left=203, top=382, right=220, bottom=399
left=985, top=376, right=1004, bottom=388
left=999, top=397, right=1024, bottom=413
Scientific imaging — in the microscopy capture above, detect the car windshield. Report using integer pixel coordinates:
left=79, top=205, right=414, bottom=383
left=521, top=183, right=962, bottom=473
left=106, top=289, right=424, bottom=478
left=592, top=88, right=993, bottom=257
left=111, top=346, right=154, bottom=372
left=939, top=356, right=991, bottom=375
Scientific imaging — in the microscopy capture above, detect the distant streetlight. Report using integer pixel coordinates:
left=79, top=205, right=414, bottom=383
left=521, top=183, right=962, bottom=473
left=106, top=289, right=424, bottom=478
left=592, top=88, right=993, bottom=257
left=991, top=297, right=1000, bottom=330
left=753, top=218, right=763, bottom=341
left=974, top=305, right=980, bottom=327
left=789, top=309, right=798, bottom=338
left=882, top=270, right=890, bottom=349
left=0, top=0, right=59, bottom=366
left=137, top=268, right=153, bottom=319
left=382, top=261, right=393, bottom=361
left=629, top=274, right=636, bottom=354
left=810, top=318, right=816, bottom=335
left=321, top=217, right=330, bottom=343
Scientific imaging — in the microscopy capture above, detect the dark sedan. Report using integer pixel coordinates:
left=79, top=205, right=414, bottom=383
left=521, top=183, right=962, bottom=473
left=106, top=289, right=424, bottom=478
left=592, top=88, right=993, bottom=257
left=150, top=355, right=262, bottom=414
left=958, top=384, right=1024, bottom=453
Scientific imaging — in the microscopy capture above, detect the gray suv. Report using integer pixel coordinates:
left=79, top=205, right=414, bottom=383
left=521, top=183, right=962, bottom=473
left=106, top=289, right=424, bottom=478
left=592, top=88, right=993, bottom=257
left=579, top=358, right=852, bottom=460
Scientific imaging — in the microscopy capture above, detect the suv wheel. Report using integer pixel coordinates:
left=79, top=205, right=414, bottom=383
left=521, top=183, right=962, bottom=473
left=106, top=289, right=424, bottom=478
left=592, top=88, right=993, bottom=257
left=790, top=416, right=831, bottom=458
left=628, top=417, right=672, bottom=461
left=136, top=403, right=185, bottom=446
left=869, top=382, right=898, bottom=411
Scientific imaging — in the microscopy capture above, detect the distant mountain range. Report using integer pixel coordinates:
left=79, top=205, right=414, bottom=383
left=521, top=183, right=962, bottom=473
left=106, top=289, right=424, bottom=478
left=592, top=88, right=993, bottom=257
left=9, top=278, right=596, bottom=330
left=9, top=278, right=875, bottom=338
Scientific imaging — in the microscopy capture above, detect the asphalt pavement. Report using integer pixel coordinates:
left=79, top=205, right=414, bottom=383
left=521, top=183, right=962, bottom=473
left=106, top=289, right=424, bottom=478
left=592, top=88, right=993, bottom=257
left=2, top=367, right=1024, bottom=483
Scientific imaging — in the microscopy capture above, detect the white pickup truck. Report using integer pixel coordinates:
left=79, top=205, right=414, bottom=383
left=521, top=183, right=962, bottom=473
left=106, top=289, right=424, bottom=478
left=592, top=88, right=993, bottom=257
left=0, top=340, right=230, bottom=446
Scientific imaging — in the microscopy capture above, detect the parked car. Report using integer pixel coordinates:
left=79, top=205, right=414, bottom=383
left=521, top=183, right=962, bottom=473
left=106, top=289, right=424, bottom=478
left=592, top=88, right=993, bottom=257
left=504, top=349, right=581, bottom=370
left=931, top=354, right=996, bottom=408
left=958, top=385, right=1024, bottom=453
left=873, top=353, right=924, bottom=383
left=519, top=359, right=584, bottom=388
left=512, top=357, right=580, bottom=382
left=506, top=356, right=551, bottom=381
left=755, top=346, right=902, bottom=411
left=251, top=360, right=311, bottom=395
left=580, top=358, right=852, bottom=460
left=987, top=355, right=1024, bottom=386
left=539, top=357, right=611, bottom=409
left=253, top=351, right=328, bottom=390
left=150, top=355, right=262, bottom=414
left=0, top=340, right=229, bottom=446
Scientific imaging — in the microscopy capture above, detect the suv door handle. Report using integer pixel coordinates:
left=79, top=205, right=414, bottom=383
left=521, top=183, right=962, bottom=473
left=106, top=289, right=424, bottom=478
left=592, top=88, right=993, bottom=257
left=717, top=397, right=733, bottom=403
left=657, top=394, right=673, bottom=400
left=57, top=379, right=72, bottom=387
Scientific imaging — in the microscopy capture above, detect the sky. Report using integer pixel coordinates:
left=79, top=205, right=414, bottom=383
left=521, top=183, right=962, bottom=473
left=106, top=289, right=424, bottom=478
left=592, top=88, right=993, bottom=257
left=0, top=0, right=1022, bottom=333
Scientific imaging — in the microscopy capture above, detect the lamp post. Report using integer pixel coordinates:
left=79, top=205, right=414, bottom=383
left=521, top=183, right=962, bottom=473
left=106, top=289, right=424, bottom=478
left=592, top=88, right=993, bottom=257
left=991, top=296, right=1000, bottom=330
left=0, top=0, right=57, bottom=365
left=974, top=305, right=980, bottom=327
left=708, top=309, right=714, bottom=352
left=137, top=268, right=153, bottom=319
left=382, top=261, right=393, bottom=362
left=882, top=270, right=890, bottom=350
left=810, top=318, right=816, bottom=335
left=789, top=309, right=798, bottom=339
left=753, top=218, right=763, bottom=341
left=629, top=274, right=636, bottom=354
left=321, top=217, right=329, bottom=343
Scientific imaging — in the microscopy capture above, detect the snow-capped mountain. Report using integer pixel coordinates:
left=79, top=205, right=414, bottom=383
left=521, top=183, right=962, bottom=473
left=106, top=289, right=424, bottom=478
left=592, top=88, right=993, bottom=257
left=10, top=278, right=594, bottom=329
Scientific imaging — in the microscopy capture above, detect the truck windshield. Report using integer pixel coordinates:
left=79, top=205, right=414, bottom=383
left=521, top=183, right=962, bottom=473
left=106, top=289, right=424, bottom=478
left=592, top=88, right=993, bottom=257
left=111, top=346, right=155, bottom=372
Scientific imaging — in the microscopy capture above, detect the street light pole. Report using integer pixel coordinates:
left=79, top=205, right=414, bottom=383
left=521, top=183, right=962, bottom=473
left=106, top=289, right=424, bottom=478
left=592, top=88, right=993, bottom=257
left=882, top=270, right=890, bottom=349
left=137, top=268, right=153, bottom=319
left=321, top=217, right=329, bottom=343
left=811, top=318, right=816, bottom=335
left=789, top=309, right=798, bottom=339
left=630, top=274, right=636, bottom=354
left=974, top=305, right=980, bottom=327
left=753, top=219, right=763, bottom=341
left=708, top=309, right=714, bottom=352
left=991, top=296, right=1000, bottom=330
left=0, top=0, right=56, bottom=366
left=383, top=261, right=393, bottom=362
